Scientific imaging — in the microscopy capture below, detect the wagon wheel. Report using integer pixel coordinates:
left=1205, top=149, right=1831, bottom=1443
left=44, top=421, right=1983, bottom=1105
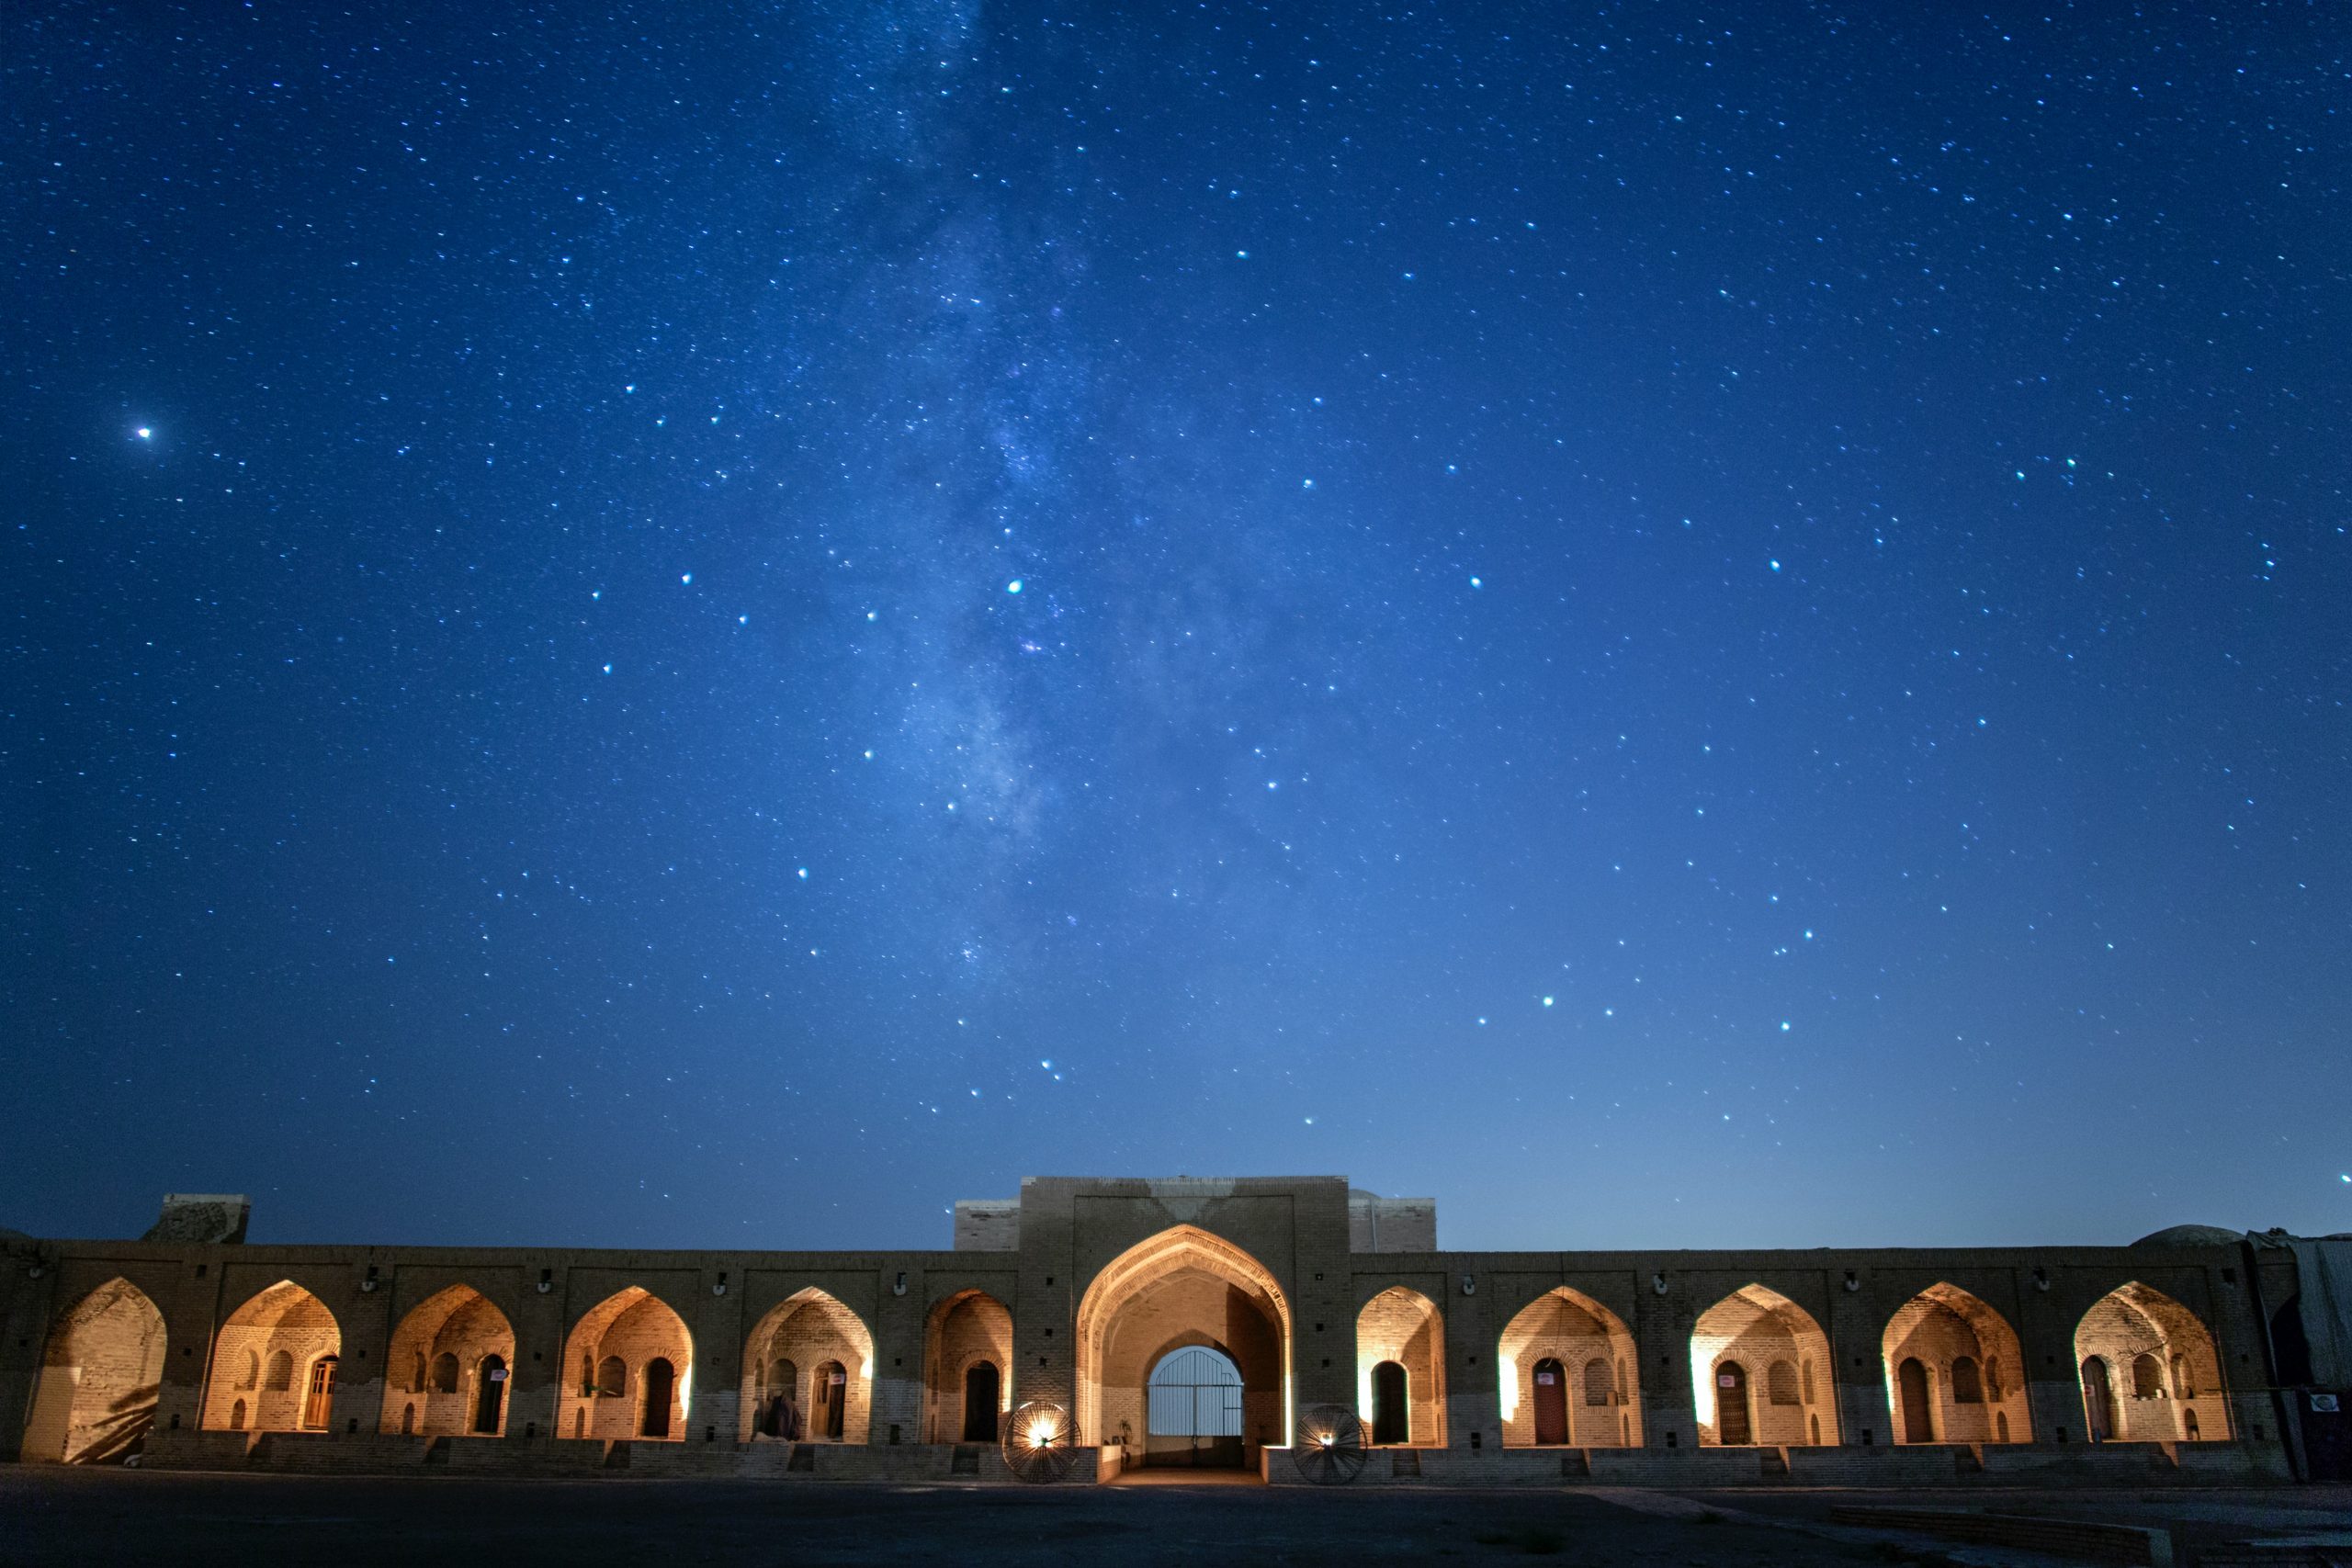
left=1292, top=1404, right=1369, bottom=1483
left=999, top=1400, right=1082, bottom=1484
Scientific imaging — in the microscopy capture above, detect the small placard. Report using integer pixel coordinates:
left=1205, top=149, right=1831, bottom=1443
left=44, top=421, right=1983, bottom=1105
left=489, top=1368, right=508, bottom=1382
left=2312, top=1393, right=2341, bottom=1413
left=1718, top=1374, right=1739, bottom=1388
left=1535, top=1372, right=1555, bottom=1385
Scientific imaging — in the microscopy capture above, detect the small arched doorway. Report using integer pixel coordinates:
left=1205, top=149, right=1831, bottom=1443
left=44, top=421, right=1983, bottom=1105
left=1146, top=1346, right=1244, bottom=1467
left=1896, top=1357, right=1934, bottom=1443
left=962, top=1361, right=1001, bottom=1442
left=814, top=1360, right=848, bottom=1439
left=640, top=1358, right=674, bottom=1438
left=2081, top=1357, right=2115, bottom=1441
left=1714, top=1361, right=1752, bottom=1445
left=1370, top=1360, right=1409, bottom=1445
left=1531, top=1357, right=1569, bottom=1445
left=473, top=1355, right=506, bottom=1434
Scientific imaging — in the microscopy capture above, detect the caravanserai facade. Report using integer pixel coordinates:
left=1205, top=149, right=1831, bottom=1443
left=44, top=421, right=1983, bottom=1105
left=4, top=1176, right=2344, bottom=1485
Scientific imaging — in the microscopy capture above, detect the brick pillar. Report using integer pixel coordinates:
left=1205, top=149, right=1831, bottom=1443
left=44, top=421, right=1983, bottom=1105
left=1633, top=1266, right=1696, bottom=1448
left=1827, top=1267, right=1885, bottom=1446
left=0, top=1254, right=62, bottom=1461
left=687, top=1262, right=744, bottom=1447
left=2016, top=1265, right=2084, bottom=1445
left=512, top=1263, right=571, bottom=1447
left=868, top=1263, right=926, bottom=1446
left=1447, top=1263, right=1498, bottom=1451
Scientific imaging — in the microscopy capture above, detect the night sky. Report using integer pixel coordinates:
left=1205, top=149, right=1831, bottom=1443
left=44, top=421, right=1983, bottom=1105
left=7, top=3, right=2346, bottom=1253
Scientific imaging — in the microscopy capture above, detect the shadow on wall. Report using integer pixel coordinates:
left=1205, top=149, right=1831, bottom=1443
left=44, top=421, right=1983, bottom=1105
left=22, top=1278, right=168, bottom=1465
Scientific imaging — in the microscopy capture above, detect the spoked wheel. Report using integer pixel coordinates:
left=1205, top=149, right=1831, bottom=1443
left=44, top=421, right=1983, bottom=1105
left=1291, top=1404, right=1369, bottom=1483
left=999, top=1400, right=1082, bottom=1484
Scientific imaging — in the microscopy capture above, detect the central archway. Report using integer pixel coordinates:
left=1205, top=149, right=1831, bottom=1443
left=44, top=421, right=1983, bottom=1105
left=1076, top=1225, right=1292, bottom=1466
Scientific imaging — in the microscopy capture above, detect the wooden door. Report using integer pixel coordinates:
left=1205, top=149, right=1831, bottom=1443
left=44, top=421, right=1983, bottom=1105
left=301, top=1356, right=337, bottom=1430
left=1532, top=1358, right=1568, bottom=1445
left=1715, top=1361, right=1751, bottom=1445
left=2080, top=1357, right=2114, bottom=1440
left=1897, top=1357, right=1933, bottom=1443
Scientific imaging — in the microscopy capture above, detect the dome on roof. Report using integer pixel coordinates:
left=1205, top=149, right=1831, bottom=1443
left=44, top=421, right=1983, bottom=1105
left=2132, top=1224, right=2243, bottom=1248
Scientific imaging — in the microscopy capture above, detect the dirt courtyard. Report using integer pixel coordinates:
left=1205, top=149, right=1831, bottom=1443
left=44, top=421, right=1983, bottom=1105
left=3, top=1468, right=2343, bottom=1567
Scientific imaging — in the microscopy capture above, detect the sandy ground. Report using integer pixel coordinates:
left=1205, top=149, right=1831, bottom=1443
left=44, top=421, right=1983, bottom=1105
left=2, top=1468, right=2345, bottom=1567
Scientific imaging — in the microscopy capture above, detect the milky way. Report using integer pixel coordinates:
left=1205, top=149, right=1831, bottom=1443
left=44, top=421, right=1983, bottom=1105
left=6, top=2, right=2346, bottom=1248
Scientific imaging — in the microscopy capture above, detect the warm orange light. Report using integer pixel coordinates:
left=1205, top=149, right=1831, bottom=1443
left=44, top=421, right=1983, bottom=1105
left=1027, top=1420, right=1057, bottom=1446
left=1317, top=1432, right=1334, bottom=1447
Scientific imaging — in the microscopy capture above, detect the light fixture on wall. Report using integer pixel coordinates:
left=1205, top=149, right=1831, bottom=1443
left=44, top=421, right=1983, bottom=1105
left=1652, top=1273, right=1668, bottom=1295
left=893, top=1271, right=908, bottom=1297
left=1460, top=1273, right=1476, bottom=1296
left=537, top=1269, right=554, bottom=1295
left=2032, top=1269, right=2050, bottom=1292
left=1843, top=1270, right=1860, bottom=1293
left=361, top=1265, right=379, bottom=1293
left=713, top=1272, right=729, bottom=1298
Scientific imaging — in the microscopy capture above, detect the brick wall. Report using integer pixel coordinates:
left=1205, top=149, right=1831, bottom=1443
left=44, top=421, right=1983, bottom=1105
left=199, top=1283, right=342, bottom=1434
left=21, top=1278, right=166, bottom=1463
left=378, top=1285, right=516, bottom=1438
left=924, top=1291, right=1012, bottom=1442
left=557, top=1289, right=693, bottom=1442
left=1690, top=1286, right=1837, bottom=1447
left=1881, top=1286, right=2032, bottom=1444
left=1498, top=1288, right=1642, bottom=1448
left=1355, top=1287, right=1446, bottom=1445
left=741, top=1290, right=873, bottom=1444
left=2075, top=1283, right=2231, bottom=1442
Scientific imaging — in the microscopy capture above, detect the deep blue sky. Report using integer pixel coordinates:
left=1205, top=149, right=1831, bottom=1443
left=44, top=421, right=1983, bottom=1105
left=6, top=2, right=2346, bottom=1252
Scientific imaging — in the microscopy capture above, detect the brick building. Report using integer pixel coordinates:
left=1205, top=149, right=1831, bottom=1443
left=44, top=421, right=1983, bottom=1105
left=3, top=1176, right=2342, bottom=1484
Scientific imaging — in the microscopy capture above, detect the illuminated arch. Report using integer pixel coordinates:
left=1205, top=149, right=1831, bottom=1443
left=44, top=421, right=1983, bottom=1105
left=2074, top=1281, right=2227, bottom=1442
left=739, top=1288, right=874, bottom=1443
left=23, top=1279, right=167, bottom=1464
left=1881, top=1282, right=2029, bottom=1444
left=1356, top=1287, right=1446, bottom=1446
left=559, top=1288, right=692, bottom=1443
left=379, top=1285, right=516, bottom=1437
left=923, top=1289, right=1012, bottom=1444
left=202, top=1281, right=341, bottom=1434
left=1498, top=1286, right=1641, bottom=1447
left=1690, top=1284, right=1838, bottom=1446
left=1075, top=1225, right=1292, bottom=1457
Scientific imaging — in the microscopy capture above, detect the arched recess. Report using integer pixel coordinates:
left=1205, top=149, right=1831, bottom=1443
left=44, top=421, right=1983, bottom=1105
left=1881, top=1283, right=2030, bottom=1444
left=1690, top=1285, right=1838, bottom=1447
left=379, top=1285, right=517, bottom=1438
left=23, top=1279, right=167, bottom=1463
left=1498, top=1286, right=1641, bottom=1448
left=1355, top=1287, right=1446, bottom=1446
left=738, top=1288, right=874, bottom=1444
left=923, top=1290, right=1012, bottom=1444
left=202, top=1281, right=341, bottom=1434
left=2074, top=1282, right=2228, bottom=1442
left=559, top=1288, right=692, bottom=1442
left=1075, top=1225, right=1292, bottom=1460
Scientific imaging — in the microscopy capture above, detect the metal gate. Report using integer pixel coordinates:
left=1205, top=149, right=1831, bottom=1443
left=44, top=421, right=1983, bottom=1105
left=1146, top=1346, right=1243, bottom=1466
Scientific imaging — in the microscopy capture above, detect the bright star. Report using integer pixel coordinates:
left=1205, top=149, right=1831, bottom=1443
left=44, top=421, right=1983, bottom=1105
left=135, top=427, right=153, bottom=440
left=1007, top=580, right=1023, bottom=593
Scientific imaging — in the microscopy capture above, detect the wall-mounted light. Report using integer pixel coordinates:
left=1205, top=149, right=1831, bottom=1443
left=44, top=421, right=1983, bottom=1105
left=361, top=1265, right=380, bottom=1293
left=1652, top=1272, right=1668, bottom=1295
left=1843, top=1270, right=1860, bottom=1293
left=713, top=1271, right=729, bottom=1298
left=537, top=1269, right=554, bottom=1295
left=893, top=1271, right=908, bottom=1297
left=1460, top=1273, right=1476, bottom=1296
left=2032, top=1269, right=2050, bottom=1292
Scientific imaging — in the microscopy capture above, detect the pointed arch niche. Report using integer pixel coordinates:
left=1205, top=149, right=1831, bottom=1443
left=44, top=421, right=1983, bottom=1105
left=559, top=1288, right=692, bottom=1442
left=739, top=1288, right=874, bottom=1444
left=379, top=1285, right=517, bottom=1438
left=2075, top=1281, right=2228, bottom=1442
left=1355, top=1287, right=1446, bottom=1447
left=1498, top=1286, right=1640, bottom=1447
left=923, top=1289, right=1012, bottom=1444
left=1075, top=1225, right=1292, bottom=1459
left=202, top=1281, right=341, bottom=1434
left=1881, top=1283, right=2029, bottom=1445
left=1690, top=1284, right=1838, bottom=1447
left=22, top=1278, right=167, bottom=1464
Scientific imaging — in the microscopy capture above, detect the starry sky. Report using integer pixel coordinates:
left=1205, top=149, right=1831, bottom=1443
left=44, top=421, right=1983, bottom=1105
left=6, top=2, right=2346, bottom=1253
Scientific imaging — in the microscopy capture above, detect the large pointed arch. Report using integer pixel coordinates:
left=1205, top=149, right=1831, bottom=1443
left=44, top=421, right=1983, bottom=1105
left=1075, top=1224, right=1293, bottom=1460
left=738, top=1287, right=875, bottom=1443
left=922, top=1289, right=1012, bottom=1444
left=2075, top=1281, right=2228, bottom=1442
left=22, top=1278, right=167, bottom=1463
left=1690, top=1284, right=1838, bottom=1447
left=1356, top=1286, right=1447, bottom=1447
left=379, top=1284, right=517, bottom=1438
left=1498, top=1285, right=1641, bottom=1447
left=559, top=1287, right=692, bottom=1442
left=1881, top=1282, right=2030, bottom=1444
left=202, top=1280, right=341, bottom=1433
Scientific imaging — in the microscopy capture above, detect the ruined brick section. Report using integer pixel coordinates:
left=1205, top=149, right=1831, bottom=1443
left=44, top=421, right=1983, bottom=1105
left=953, top=1201, right=1020, bottom=1252
left=558, top=1289, right=691, bottom=1442
left=740, top=1290, right=873, bottom=1445
left=1690, top=1285, right=1838, bottom=1448
left=20, top=1278, right=165, bottom=1463
left=1498, top=1288, right=1643, bottom=1448
left=0, top=1176, right=2300, bottom=1486
left=379, top=1286, right=515, bottom=1438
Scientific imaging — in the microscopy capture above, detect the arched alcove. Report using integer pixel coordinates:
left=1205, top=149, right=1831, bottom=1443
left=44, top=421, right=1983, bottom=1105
left=1881, top=1283, right=2030, bottom=1444
left=923, top=1290, right=1012, bottom=1444
left=1356, top=1287, right=1446, bottom=1447
left=738, top=1288, right=873, bottom=1444
left=1498, top=1286, right=1641, bottom=1447
left=2074, top=1282, right=2228, bottom=1441
left=559, top=1288, right=692, bottom=1443
left=378, top=1285, right=517, bottom=1438
left=23, top=1279, right=167, bottom=1464
left=202, top=1282, right=341, bottom=1434
left=1690, top=1285, right=1838, bottom=1446
left=1075, top=1225, right=1292, bottom=1464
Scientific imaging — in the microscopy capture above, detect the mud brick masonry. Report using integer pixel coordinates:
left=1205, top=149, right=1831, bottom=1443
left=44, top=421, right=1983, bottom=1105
left=5, top=1176, right=2349, bottom=1484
